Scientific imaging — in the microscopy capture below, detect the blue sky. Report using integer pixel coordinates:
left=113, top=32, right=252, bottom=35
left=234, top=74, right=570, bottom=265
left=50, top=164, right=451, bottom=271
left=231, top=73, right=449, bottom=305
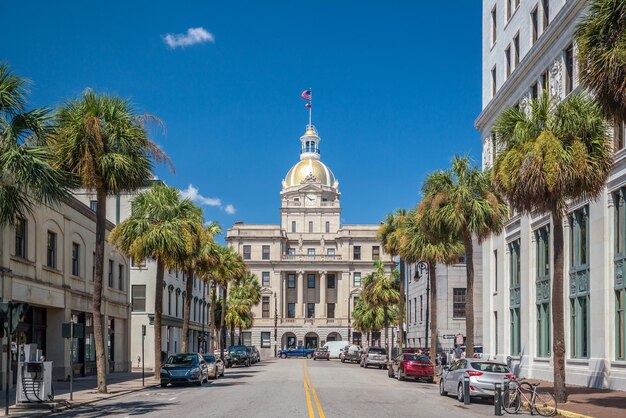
left=2, top=1, right=482, bottom=235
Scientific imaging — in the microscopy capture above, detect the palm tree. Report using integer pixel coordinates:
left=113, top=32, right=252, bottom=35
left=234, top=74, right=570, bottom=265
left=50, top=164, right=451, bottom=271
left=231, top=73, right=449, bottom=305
left=492, top=93, right=611, bottom=402
left=352, top=298, right=384, bottom=346
left=226, top=272, right=261, bottom=346
left=577, top=0, right=626, bottom=121
left=51, top=90, right=170, bottom=393
left=400, top=209, right=464, bottom=365
left=377, top=209, right=407, bottom=353
left=109, top=183, right=202, bottom=381
left=0, top=63, right=69, bottom=226
left=361, top=260, right=400, bottom=355
left=421, top=156, right=508, bottom=359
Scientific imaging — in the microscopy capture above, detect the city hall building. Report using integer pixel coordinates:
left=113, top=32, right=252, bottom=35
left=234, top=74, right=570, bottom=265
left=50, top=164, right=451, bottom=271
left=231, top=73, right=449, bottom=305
left=226, top=124, right=393, bottom=358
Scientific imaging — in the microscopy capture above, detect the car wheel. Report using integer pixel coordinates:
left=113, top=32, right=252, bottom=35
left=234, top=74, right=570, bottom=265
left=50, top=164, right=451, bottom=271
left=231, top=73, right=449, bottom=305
left=280, top=353, right=287, bottom=359
left=160, top=383, right=167, bottom=388
left=426, top=377, right=434, bottom=384
left=246, top=360, right=251, bottom=367
left=457, top=383, right=465, bottom=403
left=306, top=353, right=313, bottom=359
left=341, top=358, right=345, bottom=363
left=326, top=358, right=330, bottom=361
left=196, top=380, right=202, bottom=387
left=388, top=367, right=394, bottom=378
left=439, top=380, right=448, bottom=396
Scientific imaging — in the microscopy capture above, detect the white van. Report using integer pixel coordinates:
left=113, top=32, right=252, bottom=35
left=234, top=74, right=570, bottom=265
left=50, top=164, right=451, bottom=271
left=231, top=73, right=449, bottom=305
left=323, top=341, right=347, bottom=359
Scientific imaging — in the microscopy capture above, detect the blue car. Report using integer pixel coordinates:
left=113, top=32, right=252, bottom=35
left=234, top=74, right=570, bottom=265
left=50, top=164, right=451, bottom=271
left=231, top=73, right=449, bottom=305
left=160, top=353, right=208, bottom=387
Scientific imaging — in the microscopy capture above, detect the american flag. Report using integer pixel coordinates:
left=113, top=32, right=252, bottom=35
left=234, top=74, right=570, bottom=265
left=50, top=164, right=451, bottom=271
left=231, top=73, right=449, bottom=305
left=301, top=89, right=311, bottom=101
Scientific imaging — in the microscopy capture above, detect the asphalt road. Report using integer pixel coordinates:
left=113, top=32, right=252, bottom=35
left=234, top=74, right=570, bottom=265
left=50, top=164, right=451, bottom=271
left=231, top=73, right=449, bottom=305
left=54, top=358, right=497, bottom=417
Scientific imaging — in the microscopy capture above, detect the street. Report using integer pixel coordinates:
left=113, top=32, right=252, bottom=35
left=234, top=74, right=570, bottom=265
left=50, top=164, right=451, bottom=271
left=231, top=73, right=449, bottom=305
left=53, top=358, right=495, bottom=418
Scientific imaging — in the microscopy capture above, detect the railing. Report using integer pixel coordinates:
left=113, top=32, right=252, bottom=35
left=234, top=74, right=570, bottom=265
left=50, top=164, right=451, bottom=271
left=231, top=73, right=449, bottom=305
left=301, top=147, right=320, bottom=154
left=281, top=254, right=342, bottom=261
left=320, top=202, right=336, bottom=206
left=280, top=318, right=344, bottom=326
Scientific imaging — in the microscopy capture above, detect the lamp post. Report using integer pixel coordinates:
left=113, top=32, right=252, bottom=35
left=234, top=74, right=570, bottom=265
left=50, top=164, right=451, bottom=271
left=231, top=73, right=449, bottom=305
left=201, top=282, right=206, bottom=353
left=274, top=292, right=278, bottom=357
left=1, top=266, right=12, bottom=416
left=414, top=261, right=428, bottom=350
left=347, top=296, right=351, bottom=344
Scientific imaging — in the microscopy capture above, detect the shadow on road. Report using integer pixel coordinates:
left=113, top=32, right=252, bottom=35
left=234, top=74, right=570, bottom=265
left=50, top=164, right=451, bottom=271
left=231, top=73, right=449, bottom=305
left=50, top=400, right=171, bottom=417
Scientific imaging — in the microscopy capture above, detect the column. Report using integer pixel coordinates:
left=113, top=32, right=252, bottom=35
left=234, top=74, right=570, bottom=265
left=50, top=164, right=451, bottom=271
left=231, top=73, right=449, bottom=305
left=319, top=271, right=327, bottom=318
left=297, top=271, right=304, bottom=317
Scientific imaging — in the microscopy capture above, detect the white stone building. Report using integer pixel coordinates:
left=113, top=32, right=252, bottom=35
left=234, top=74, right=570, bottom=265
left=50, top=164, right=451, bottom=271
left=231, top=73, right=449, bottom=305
left=226, top=124, right=394, bottom=359
left=0, top=197, right=131, bottom=387
left=74, top=182, right=210, bottom=370
left=477, top=0, right=626, bottom=390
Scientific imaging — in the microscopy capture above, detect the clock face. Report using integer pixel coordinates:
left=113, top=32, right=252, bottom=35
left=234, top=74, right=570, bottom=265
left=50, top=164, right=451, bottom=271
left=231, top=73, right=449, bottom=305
left=305, top=194, right=316, bottom=205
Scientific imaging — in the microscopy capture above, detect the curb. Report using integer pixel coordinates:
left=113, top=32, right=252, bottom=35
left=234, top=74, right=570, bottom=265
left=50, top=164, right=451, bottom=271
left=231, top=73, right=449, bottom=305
left=556, top=408, right=594, bottom=418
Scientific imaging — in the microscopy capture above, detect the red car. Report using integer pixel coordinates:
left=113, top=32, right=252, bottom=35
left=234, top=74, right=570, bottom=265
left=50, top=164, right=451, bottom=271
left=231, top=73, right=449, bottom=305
left=388, top=354, right=435, bottom=383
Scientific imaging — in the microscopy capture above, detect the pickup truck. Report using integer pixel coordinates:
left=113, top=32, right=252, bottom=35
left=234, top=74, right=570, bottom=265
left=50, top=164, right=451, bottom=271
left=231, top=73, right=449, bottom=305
left=278, top=346, right=315, bottom=359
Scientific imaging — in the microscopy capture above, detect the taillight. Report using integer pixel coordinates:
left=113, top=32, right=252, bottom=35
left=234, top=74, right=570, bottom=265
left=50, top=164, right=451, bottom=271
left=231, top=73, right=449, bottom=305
left=466, top=370, right=483, bottom=377
left=505, top=374, right=516, bottom=381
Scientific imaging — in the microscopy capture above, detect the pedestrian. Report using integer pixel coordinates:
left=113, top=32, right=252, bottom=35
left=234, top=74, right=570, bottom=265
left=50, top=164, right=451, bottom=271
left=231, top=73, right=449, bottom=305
left=453, top=344, right=463, bottom=361
left=440, top=352, right=448, bottom=367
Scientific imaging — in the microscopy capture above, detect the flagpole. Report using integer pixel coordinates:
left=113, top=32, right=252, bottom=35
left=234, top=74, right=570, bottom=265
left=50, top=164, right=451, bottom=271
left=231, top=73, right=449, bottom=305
left=308, top=87, right=312, bottom=126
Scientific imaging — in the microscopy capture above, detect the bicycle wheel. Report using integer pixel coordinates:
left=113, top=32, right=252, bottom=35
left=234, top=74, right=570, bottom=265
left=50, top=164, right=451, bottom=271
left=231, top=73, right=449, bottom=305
left=533, top=390, right=558, bottom=417
left=502, top=388, right=521, bottom=414
left=516, top=381, right=536, bottom=412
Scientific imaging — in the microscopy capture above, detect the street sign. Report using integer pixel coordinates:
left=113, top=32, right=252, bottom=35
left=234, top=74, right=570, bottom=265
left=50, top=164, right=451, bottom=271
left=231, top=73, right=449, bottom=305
left=442, top=335, right=455, bottom=339
left=456, top=333, right=464, bottom=345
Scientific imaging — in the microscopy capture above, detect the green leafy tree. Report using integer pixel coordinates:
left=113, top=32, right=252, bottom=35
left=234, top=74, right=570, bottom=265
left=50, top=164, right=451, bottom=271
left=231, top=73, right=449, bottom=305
left=352, top=298, right=385, bottom=346
left=226, top=272, right=261, bottom=346
left=421, top=156, right=507, bottom=359
left=0, top=63, right=69, bottom=226
left=109, top=183, right=201, bottom=380
left=492, top=93, right=611, bottom=402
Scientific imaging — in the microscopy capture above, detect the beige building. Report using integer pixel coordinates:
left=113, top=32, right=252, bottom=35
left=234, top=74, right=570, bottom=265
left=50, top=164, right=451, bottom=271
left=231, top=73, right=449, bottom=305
left=227, top=124, right=393, bottom=358
left=0, top=197, right=131, bottom=387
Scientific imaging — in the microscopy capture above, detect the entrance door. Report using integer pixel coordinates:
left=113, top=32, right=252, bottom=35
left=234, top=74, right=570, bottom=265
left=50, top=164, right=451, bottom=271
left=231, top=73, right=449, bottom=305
left=304, top=336, right=318, bottom=349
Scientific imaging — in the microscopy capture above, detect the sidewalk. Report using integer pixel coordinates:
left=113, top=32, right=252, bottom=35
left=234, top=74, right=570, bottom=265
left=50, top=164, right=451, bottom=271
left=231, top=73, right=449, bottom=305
left=0, top=370, right=157, bottom=417
left=522, top=379, right=626, bottom=418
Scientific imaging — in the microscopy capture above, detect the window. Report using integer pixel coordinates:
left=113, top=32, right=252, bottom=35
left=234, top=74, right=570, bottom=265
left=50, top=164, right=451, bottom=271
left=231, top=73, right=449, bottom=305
left=175, top=291, right=180, bottom=317
left=118, top=264, right=124, bottom=291
left=262, top=296, right=270, bottom=318
left=72, top=242, right=80, bottom=276
left=509, top=239, right=521, bottom=355
left=46, top=231, right=57, bottom=268
left=308, top=221, right=313, bottom=233
left=513, top=33, right=520, bottom=67
left=615, top=121, right=625, bottom=151
left=307, top=303, right=315, bottom=318
left=262, top=245, right=270, bottom=260
left=494, top=311, right=499, bottom=355
left=505, top=46, right=511, bottom=78
left=372, top=246, right=380, bottom=260
left=261, top=332, right=271, bottom=348
left=542, top=68, right=550, bottom=94
left=327, top=303, right=335, bottom=319
left=287, top=247, right=295, bottom=255
left=491, top=6, right=497, bottom=45
left=491, top=66, right=497, bottom=97
left=352, top=332, right=362, bottom=346
left=327, top=274, right=335, bottom=289
left=570, top=206, right=590, bottom=358
left=242, top=332, right=252, bottom=347
left=243, top=245, right=251, bottom=260
left=419, top=295, right=423, bottom=321
left=15, top=218, right=27, bottom=258
left=353, top=272, right=361, bottom=287
left=565, top=44, right=574, bottom=95
left=453, top=288, right=467, bottom=318
left=92, top=252, right=95, bottom=281
left=327, top=248, right=335, bottom=256
left=325, top=221, right=330, bottom=233
left=108, top=259, right=114, bottom=287
left=287, top=303, right=295, bottom=318
left=408, top=299, right=412, bottom=323
left=307, top=248, right=315, bottom=256
left=457, top=254, right=466, bottom=264
left=542, top=0, right=549, bottom=30
left=288, top=274, right=295, bottom=288
left=291, top=221, right=296, bottom=233
left=531, top=82, right=539, bottom=100
left=262, top=272, right=270, bottom=287
left=131, top=257, right=146, bottom=268
left=353, top=246, right=361, bottom=260
left=531, top=6, right=538, bottom=45
left=90, top=200, right=98, bottom=211
left=506, top=0, right=512, bottom=21
left=131, top=285, right=146, bottom=312
left=168, top=288, right=172, bottom=315
left=307, top=274, right=315, bottom=288
left=494, top=250, right=498, bottom=293
left=536, top=226, right=551, bottom=357
left=615, top=189, right=626, bottom=359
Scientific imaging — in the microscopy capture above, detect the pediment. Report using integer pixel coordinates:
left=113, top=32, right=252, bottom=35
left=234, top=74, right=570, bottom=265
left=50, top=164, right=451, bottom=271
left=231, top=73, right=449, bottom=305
left=260, top=287, right=274, bottom=295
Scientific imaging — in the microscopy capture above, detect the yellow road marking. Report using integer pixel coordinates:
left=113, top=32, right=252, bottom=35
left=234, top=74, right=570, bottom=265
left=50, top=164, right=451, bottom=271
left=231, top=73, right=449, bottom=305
left=302, top=360, right=315, bottom=418
left=303, top=359, right=326, bottom=418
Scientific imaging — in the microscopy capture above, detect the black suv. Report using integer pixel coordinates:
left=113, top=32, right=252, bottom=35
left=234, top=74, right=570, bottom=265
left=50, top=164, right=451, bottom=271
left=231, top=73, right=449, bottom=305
left=225, top=345, right=251, bottom=368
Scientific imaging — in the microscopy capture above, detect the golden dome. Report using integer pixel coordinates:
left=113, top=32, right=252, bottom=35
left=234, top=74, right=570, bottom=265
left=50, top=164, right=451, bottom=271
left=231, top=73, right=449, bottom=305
left=284, top=158, right=336, bottom=188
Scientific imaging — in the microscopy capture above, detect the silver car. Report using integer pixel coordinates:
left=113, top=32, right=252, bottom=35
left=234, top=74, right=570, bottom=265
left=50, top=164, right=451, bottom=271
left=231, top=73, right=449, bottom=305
left=439, top=358, right=515, bottom=402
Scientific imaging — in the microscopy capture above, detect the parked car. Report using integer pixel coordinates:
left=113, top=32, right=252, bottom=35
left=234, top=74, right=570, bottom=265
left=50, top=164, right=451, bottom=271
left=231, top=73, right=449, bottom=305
left=225, top=345, right=251, bottom=367
left=313, top=347, right=330, bottom=361
left=160, top=353, right=208, bottom=387
left=250, top=346, right=260, bottom=363
left=439, top=358, right=516, bottom=402
left=341, top=345, right=362, bottom=363
left=360, top=346, right=388, bottom=369
left=202, top=354, right=225, bottom=379
left=278, top=346, right=315, bottom=359
left=388, top=354, right=435, bottom=382
left=450, top=345, right=484, bottom=359
left=323, top=341, right=347, bottom=359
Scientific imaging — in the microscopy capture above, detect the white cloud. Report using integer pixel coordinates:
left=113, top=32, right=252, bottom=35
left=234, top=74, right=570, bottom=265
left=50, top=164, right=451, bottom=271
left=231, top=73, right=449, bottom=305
left=224, top=204, right=236, bottom=215
left=163, top=27, right=215, bottom=49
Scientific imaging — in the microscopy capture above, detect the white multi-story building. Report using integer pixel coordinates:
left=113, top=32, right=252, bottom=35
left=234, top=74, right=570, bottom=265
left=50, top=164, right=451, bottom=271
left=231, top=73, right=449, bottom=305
left=477, top=0, right=626, bottom=390
left=405, top=241, right=483, bottom=353
left=226, top=124, right=394, bottom=358
left=0, top=197, right=131, bottom=386
left=74, top=181, right=210, bottom=370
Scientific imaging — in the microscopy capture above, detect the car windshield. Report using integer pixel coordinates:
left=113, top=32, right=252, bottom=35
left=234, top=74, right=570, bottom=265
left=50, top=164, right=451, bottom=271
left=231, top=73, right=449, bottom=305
left=202, top=355, right=216, bottom=363
left=405, top=355, right=429, bottom=362
left=229, top=345, right=247, bottom=353
left=471, top=362, right=509, bottom=373
left=166, top=354, right=197, bottom=366
left=369, top=348, right=387, bottom=354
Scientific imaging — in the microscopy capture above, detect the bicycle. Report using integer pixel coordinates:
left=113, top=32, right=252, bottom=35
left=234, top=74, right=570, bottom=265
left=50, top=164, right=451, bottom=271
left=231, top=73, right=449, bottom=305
left=502, top=379, right=558, bottom=416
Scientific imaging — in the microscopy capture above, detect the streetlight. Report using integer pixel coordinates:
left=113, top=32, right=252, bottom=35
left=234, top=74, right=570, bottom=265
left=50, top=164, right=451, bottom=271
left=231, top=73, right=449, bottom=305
left=347, top=296, right=351, bottom=344
left=201, top=282, right=206, bottom=353
left=414, top=261, right=429, bottom=351
left=273, top=292, right=278, bottom=357
left=0, top=266, right=11, bottom=416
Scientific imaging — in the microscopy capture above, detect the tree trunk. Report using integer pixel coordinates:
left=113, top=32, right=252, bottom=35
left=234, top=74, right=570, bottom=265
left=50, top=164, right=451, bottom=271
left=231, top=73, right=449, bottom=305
left=384, top=306, right=389, bottom=356
left=220, top=284, right=228, bottom=360
left=209, top=280, right=216, bottom=352
left=367, top=332, right=370, bottom=347
left=181, top=267, right=194, bottom=352
left=238, top=326, right=243, bottom=345
left=429, top=263, right=438, bottom=366
left=463, top=235, right=475, bottom=359
left=398, top=258, right=405, bottom=354
left=552, top=212, right=567, bottom=402
left=92, top=189, right=108, bottom=393
left=154, top=259, right=165, bottom=379
left=230, top=324, right=235, bottom=347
